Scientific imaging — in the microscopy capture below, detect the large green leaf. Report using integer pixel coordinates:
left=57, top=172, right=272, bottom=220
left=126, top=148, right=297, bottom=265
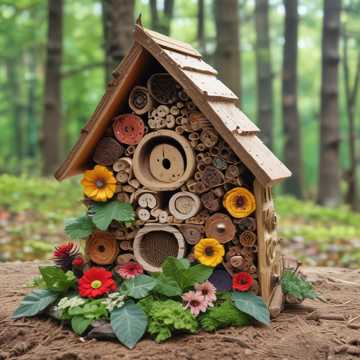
left=39, top=266, right=76, bottom=293
left=71, top=316, right=92, bottom=335
left=182, top=264, right=213, bottom=289
left=90, top=201, right=135, bottom=231
left=153, top=274, right=183, bottom=297
left=122, top=275, right=158, bottom=299
left=64, top=215, right=94, bottom=239
left=231, top=292, right=270, bottom=325
left=111, top=302, right=148, bottom=349
left=12, top=289, right=58, bottom=319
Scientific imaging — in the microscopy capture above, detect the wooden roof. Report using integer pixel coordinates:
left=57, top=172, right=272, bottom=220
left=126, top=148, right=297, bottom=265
left=55, top=24, right=291, bottom=187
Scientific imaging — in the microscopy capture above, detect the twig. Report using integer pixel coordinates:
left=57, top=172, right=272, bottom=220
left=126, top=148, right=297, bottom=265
left=347, top=315, right=360, bottom=329
left=306, top=310, right=345, bottom=321
left=216, top=335, right=251, bottom=349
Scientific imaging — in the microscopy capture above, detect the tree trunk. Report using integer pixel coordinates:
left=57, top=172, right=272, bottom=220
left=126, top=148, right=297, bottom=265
left=41, top=0, right=63, bottom=176
left=255, top=0, right=273, bottom=149
left=149, top=0, right=174, bottom=36
left=197, top=0, right=206, bottom=56
left=282, top=0, right=303, bottom=198
left=102, top=0, right=134, bottom=82
left=342, top=32, right=360, bottom=211
left=317, top=0, right=341, bottom=207
left=214, top=0, right=241, bottom=102
left=5, top=60, right=24, bottom=170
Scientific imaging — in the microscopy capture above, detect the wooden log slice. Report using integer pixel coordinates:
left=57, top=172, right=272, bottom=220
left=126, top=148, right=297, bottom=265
left=133, top=224, right=186, bottom=272
left=200, top=191, right=221, bottom=212
left=116, top=253, right=136, bottom=265
left=201, top=166, right=224, bottom=189
left=200, top=128, right=219, bottom=148
left=233, top=217, right=257, bottom=232
left=93, top=137, right=124, bottom=166
left=86, top=231, right=119, bottom=265
left=189, top=112, right=210, bottom=131
left=205, top=213, right=236, bottom=244
left=230, top=255, right=245, bottom=269
left=239, top=230, right=257, bottom=247
left=113, top=157, right=132, bottom=173
left=213, top=157, right=228, bottom=171
left=147, top=73, right=178, bottom=104
left=169, top=191, right=201, bottom=220
left=178, top=224, right=204, bottom=245
left=113, top=114, right=145, bottom=145
left=128, top=86, right=153, bottom=115
left=137, top=192, right=158, bottom=209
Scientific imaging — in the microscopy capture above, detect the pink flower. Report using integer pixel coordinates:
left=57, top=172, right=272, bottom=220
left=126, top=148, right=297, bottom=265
left=182, top=291, right=208, bottom=317
left=195, top=281, right=217, bottom=305
left=116, top=261, right=143, bottom=279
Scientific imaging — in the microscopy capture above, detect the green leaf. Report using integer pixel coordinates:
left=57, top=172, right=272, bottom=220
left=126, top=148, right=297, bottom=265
left=281, top=270, right=318, bottom=301
left=111, top=302, right=148, bottom=349
left=64, top=215, right=94, bottom=239
left=231, top=292, right=270, bottom=325
left=90, top=201, right=135, bottom=231
left=122, top=275, right=158, bottom=299
left=12, top=289, right=58, bottom=319
left=153, top=274, right=183, bottom=297
left=71, top=316, right=92, bottom=335
left=39, top=266, right=76, bottom=293
left=182, top=264, right=213, bottom=289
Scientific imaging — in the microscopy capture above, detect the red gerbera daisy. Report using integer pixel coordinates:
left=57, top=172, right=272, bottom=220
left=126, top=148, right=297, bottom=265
left=53, top=242, right=80, bottom=271
left=79, top=267, right=117, bottom=298
left=232, top=272, right=253, bottom=292
left=115, top=262, right=143, bottom=279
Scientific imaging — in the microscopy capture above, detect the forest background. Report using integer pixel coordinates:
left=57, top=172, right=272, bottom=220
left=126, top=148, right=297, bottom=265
left=0, top=0, right=360, bottom=268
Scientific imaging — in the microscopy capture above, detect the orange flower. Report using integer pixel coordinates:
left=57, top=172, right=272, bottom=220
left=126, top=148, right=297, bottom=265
left=81, top=165, right=116, bottom=202
left=223, top=187, right=256, bottom=218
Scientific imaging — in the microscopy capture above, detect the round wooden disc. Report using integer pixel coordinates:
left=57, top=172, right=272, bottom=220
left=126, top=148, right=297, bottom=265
left=93, top=137, right=124, bottom=166
left=205, top=213, right=236, bottom=244
left=147, top=73, right=178, bottom=105
left=113, top=114, right=145, bottom=145
left=149, top=144, right=185, bottom=183
left=86, top=231, right=119, bottom=265
left=169, top=191, right=201, bottom=220
left=178, top=224, right=204, bottom=245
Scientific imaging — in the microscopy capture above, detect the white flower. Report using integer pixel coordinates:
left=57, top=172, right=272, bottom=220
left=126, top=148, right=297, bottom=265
left=102, top=292, right=126, bottom=312
left=57, top=296, right=86, bottom=311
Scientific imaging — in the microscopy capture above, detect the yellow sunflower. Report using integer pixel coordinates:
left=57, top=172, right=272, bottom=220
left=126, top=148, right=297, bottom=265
left=223, top=187, right=256, bottom=218
left=81, top=165, right=116, bottom=202
left=194, top=238, right=225, bottom=267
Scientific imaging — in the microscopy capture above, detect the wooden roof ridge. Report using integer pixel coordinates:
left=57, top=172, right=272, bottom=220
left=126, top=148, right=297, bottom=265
left=55, top=24, right=291, bottom=186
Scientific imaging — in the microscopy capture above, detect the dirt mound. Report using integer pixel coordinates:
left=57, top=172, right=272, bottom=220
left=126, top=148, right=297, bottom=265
left=1, top=262, right=360, bottom=360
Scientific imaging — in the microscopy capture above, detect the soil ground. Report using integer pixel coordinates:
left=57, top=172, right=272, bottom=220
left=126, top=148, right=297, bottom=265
left=0, top=262, right=360, bottom=360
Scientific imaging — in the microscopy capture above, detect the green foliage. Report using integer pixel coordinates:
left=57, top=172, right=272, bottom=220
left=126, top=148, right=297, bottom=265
left=161, top=257, right=213, bottom=291
left=231, top=292, right=270, bottom=325
left=152, top=274, right=183, bottom=297
left=12, top=289, right=58, bottom=319
left=281, top=270, right=318, bottom=301
left=71, top=316, right=92, bottom=335
left=39, top=266, right=76, bottom=293
left=200, top=299, right=251, bottom=331
left=111, top=301, right=148, bottom=349
left=64, top=215, right=94, bottom=239
left=139, top=297, right=198, bottom=343
left=89, top=201, right=135, bottom=231
left=122, top=275, right=158, bottom=299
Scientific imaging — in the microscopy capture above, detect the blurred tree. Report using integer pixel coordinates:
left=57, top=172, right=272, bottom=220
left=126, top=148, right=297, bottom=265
left=318, top=0, right=341, bottom=206
left=102, top=0, right=134, bottom=82
left=214, top=0, right=241, bottom=102
left=149, top=0, right=174, bottom=35
left=255, top=0, right=273, bottom=149
left=282, top=0, right=303, bottom=198
left=41, top=0, right=63, bottom=175
left=342, top=30, right=360, bottom=211
left=197, top=0, right=206, bottom=56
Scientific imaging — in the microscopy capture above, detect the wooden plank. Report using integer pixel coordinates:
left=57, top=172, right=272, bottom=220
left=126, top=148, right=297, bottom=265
left=163, top=49, right=218, bottom=75
left=183, top=70, right=238, bottom=101
left=144, top=28, right=202, bottom=58
left=55, top=43, right=148, bottom=180
left=208, top=101, right=259, bottom=133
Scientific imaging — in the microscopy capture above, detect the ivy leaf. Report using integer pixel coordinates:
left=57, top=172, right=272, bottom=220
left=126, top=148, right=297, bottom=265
left=71, top=316, right=92, bottom=335
left=64, top=215, right=94, bottom=239
left=39, top=266, right=76, bottom=293
left=153, top=274, right=183, bottom=297
left=90, top=201, right=135, bottom=231
left=231, top=292, right=270, bottom=325
left=12, top=289, right=58, bottom=319
left=111, top=302, right=148, bottom=349
left=122, top=275, right=158, bottom=299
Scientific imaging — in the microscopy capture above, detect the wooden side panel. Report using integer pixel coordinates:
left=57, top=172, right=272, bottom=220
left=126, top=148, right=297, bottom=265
left=163, top=49, right=218, bottom=75
left=55, top=44, right=150, bottom=180
left=183, top=70, right=238, bottom=101
left=208, top=101, right=259, bottom=133
left=254, top=180, right=283, bottom=304
left=235, top=135, right=292, bottom=185
left=144, top=28, right=202, bottom=58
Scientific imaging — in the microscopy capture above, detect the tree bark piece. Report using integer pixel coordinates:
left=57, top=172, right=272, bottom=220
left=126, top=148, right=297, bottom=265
left=205, top=213, right=236, bottom=244
left=86, top=231, right=119, bottom=265
left=129, top=86, right=153, bottom=115
left=93, top=137, right=124, bottom=165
